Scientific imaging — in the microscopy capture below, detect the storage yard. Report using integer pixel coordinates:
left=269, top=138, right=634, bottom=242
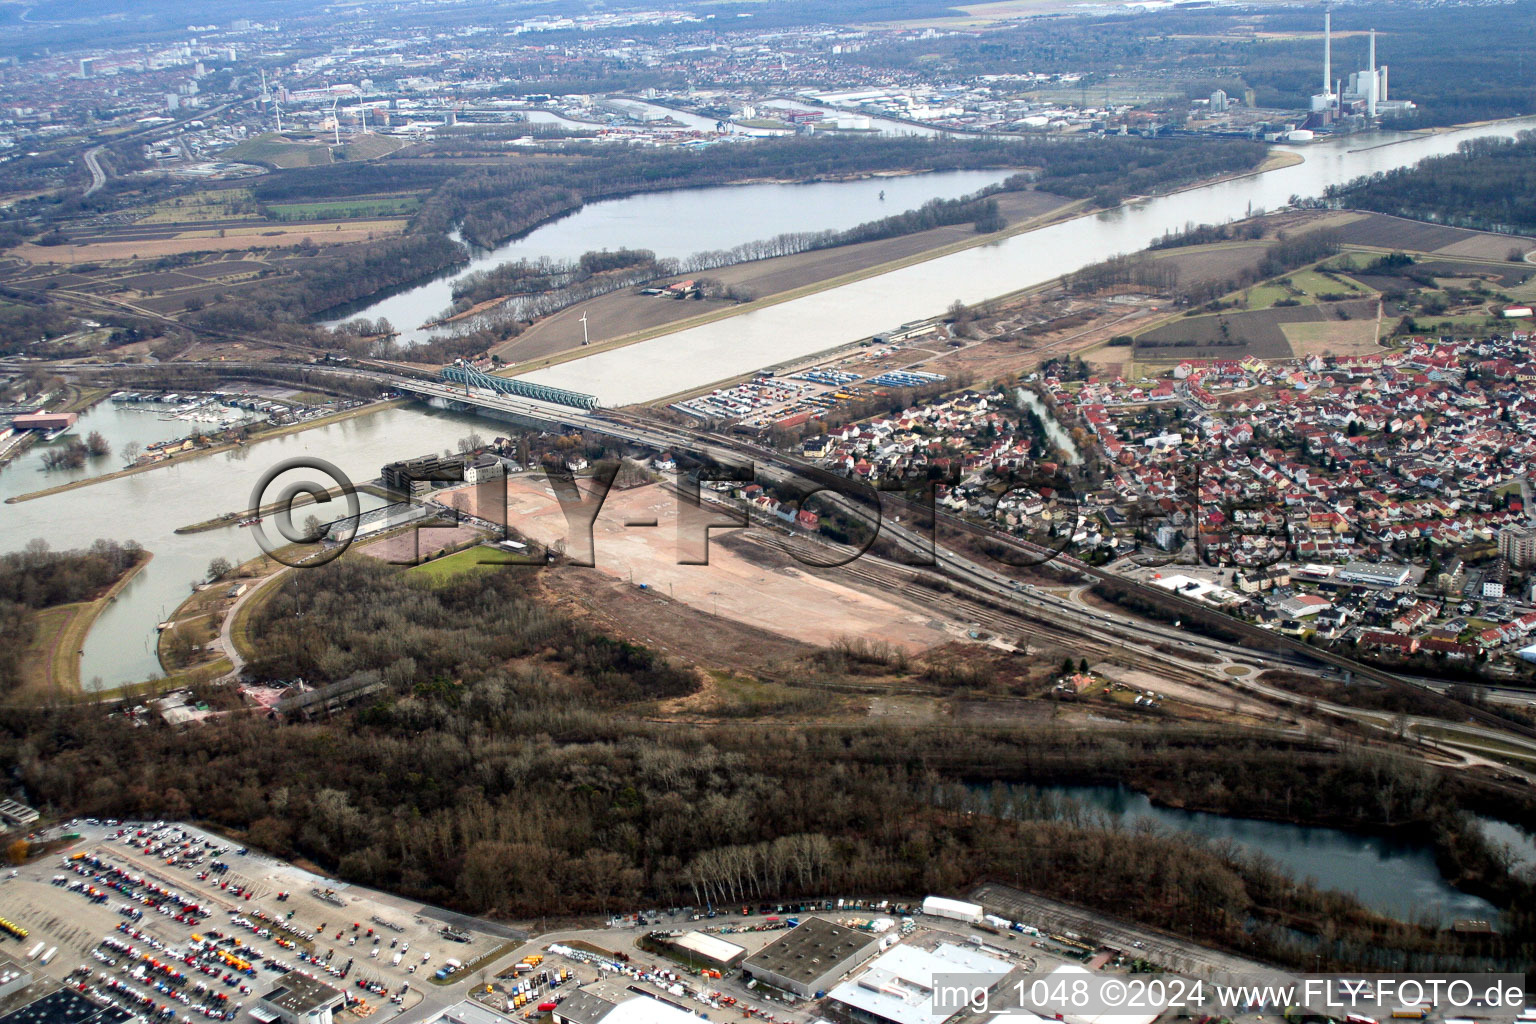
left=0, top=820, right=513, bottom=1024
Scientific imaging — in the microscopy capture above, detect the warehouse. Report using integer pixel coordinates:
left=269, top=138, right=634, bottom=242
left=1040, top=966, right=1164, bottom=1024
left=9, top=412, right=76, bottom=432
left=425, top=1003, right=519, bottom=1024
left=743, top=919, right=880, bottom=998
left=552, top=990, right=618, bottom=1024
left=1337, top=561, right=1411, bottom=588
left=554, top=990, right=703, bottom=1024
left=825, top=943, right=1012, bottom=1024
left=252, top=976, right=345, bottom=1024
left=655, top=931, right=746, bottom=972
left=920, top=896, right=982, bottom=925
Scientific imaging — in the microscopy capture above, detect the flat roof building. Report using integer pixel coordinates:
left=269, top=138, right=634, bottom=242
left=658, top=931, right=746, bottom=972
left=0, top=989, right=131, bottom=1024
left=253, top=975, right=345, bottom=1024
left=1337, top=561, right=1411, bottom=588
left=427, top=1003, right=518, bottom=1024
left=825, top=943, right=1012, bottom=1024
left=552, top=990, right=618, bottom=1024
left=744, top=919, right=880, bottom=998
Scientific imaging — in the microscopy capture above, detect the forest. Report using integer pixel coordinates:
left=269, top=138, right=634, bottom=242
left=407, top=135, right=1266, bottom=249
left=3, top=558, right=1532, bottom=972
left=173, top=133, right=1264, bottom=359
left=1326, top=133, right=1536, bottom=237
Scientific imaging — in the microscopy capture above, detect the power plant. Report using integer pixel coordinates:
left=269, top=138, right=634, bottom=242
left=1310, top=4, right=1413, bottom=122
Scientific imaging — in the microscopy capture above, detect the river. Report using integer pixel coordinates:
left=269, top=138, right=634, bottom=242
left=3, top=404, right=491, bottom=688
left=1014, top=785, right=1501, bottom=924
left=10, top=120, right=1536, bottom=701
left=1017, top=389, right=1082, bottom=465
left=319, top=168, right=1011, bottom=346
left=519, top=116, right=1536, bottom=405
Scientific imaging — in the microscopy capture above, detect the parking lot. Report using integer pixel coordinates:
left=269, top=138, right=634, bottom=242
left=0, top=820, right=513, bottom=1024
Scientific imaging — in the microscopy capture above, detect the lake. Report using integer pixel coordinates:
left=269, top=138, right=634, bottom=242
left=1027, top=784, right=1501, bottom=924
left=320, top=168, right=1012, bottom=346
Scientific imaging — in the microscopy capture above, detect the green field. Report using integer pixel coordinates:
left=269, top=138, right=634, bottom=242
left=266, top=196, right=422, bottom=221
left=1245, top=268, right=1368, bottom=310
left=405, top=545, right=529, bottom=583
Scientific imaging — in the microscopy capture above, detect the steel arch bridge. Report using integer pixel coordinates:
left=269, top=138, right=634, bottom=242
left=441, top=364, right=600, bottom=410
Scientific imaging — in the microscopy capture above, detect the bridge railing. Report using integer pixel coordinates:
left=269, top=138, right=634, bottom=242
left=440, top=365, right=599, bottom=411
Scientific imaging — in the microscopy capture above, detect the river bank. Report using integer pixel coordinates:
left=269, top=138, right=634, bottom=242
left=490, top=191, right=1087, bottom=373
left=5, top=398, right=405, bottom=504
left=174, top=480, right=394, bottom=534
left=494, top=152, right=1310, bottom=382
left=17, top=551, right=152, bottom=700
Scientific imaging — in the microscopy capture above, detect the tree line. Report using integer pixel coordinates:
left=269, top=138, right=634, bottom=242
left=0, top=539, right=146, bottom=691
left=1325, top=132, right=1536, bottom=237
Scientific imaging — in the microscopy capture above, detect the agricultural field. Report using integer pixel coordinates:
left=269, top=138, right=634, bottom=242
left=0, top=250, right=310, bottom=317
left=1332, top=211, right=1536, bottom=261
left=1279, top=317, right=1383, bottom=358
left=1244, top=267, right=1368, bottom=310
left=133, top=188, right=260, bottom=224
left=265, top=195, right=422, bottom=220
left=1134, top=297, right=1378, bottom=360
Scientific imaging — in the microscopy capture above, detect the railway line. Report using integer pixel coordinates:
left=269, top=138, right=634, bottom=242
left=42, top=357, right=1536, bottom=767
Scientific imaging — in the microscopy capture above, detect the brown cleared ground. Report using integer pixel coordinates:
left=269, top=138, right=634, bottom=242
left=1281, top=315, right=1383, bottom=358
left=13, top=222, right=405, bottom=262
left=437, top=475, right=947, bottom=653
left=1135, top=297, right=1378, bottom=360
left=538, top=565, right=818, bottom=679
left=490, top=190, right=1073, bottom=365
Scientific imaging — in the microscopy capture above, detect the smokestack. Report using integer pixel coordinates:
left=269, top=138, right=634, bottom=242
left=1368, top=28, right=1377, bottom=116
left=1323, top=6, right=1332, bottom=102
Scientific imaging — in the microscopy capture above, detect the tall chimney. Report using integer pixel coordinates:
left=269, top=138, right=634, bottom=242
left=1368, top=28, right=1377, bottom=116
left=1323, top=7, right=1332, bottom=100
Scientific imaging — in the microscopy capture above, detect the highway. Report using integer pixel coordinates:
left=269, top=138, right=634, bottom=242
left=82, top=147, right=107, bottom=197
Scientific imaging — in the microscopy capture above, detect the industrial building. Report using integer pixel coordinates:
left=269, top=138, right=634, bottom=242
left=1337, top=561, right=1412, bottom=588
left=0, top=989, right=132, bottom=1024
left=1038, top=966, right=1165, bottom=1024
left=425, top=1003, right=519, bottom=1024
left=8, top=412, right=76, bottom=432
left=824, top=943, right=1012, bottom=1024
left=742, top=919, right=880, bottom=998
left=552, top=989, right=621, bottom=1024
left=553, top=990, right=703, bottom=1024
left=920, top=897, right=982, bottom=925
left=251, top=975, right=345, bottom=1024
left=1309, top=9, right=1413, bottom=121
left=652, top=931, right=746, bottom=972
left=0, top=800, right=39, bottom=829
left=0, top=957, right=31, bottom=1002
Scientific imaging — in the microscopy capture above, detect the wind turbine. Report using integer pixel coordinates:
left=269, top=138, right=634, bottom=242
left=580, top=311, right=590, bottom=346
